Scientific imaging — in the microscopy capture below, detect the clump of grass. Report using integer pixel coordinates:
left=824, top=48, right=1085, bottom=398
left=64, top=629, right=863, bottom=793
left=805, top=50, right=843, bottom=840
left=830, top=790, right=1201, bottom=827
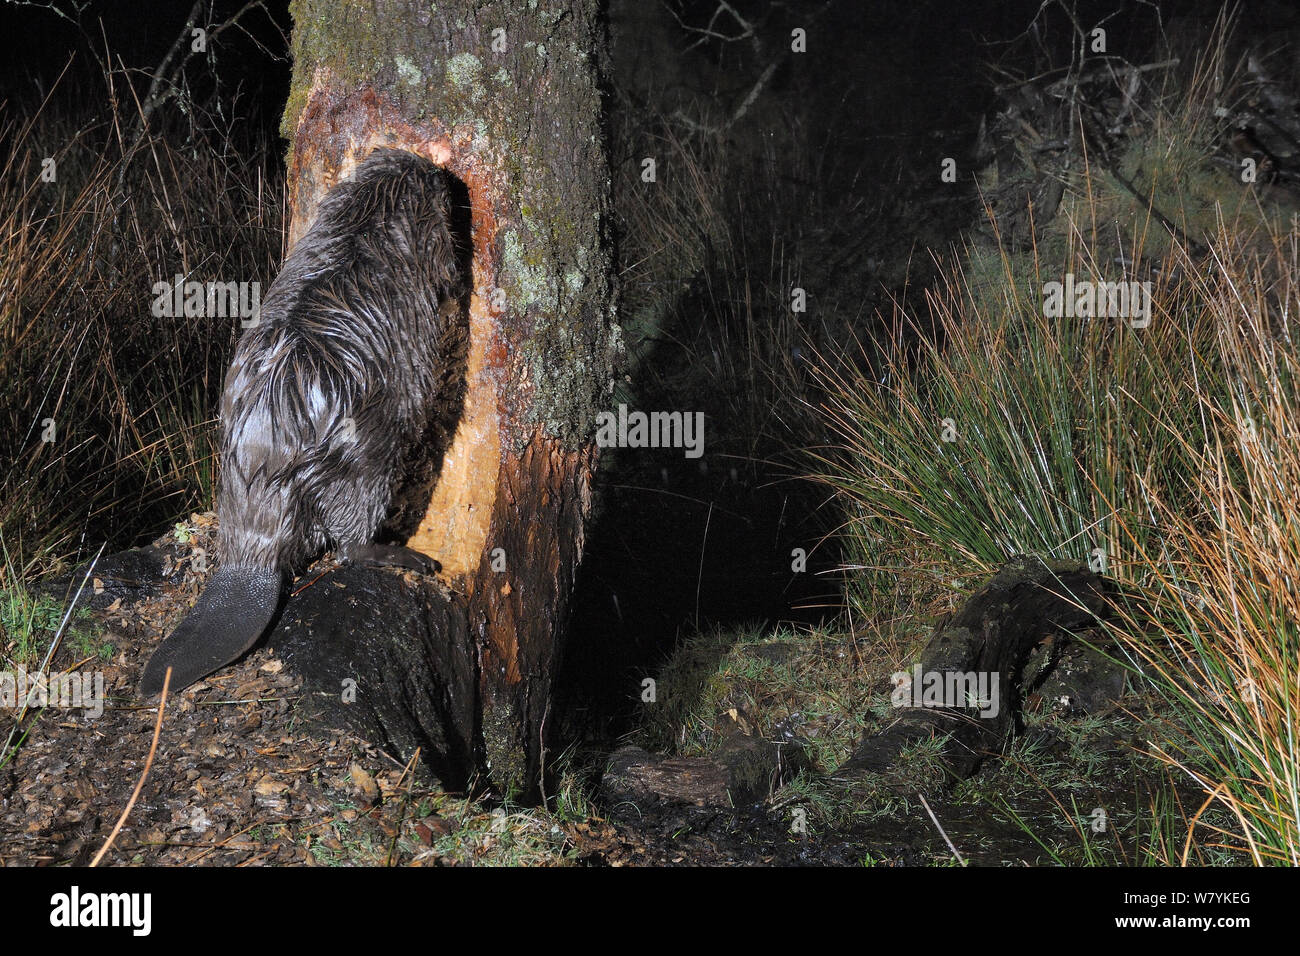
left=1105, top=226, right=1300, bottom=864
left=68, top=625, right=114, bottom=663
left=805, top=34, right=1300, bottom=861
left=635, top=622, right=883, bottom=771
left=805, top=15, right=1282, bottom=614
left=0, top=67, right=283, bottom=581
left=0, top=585, right=66, bottom=669
left=807, top=216, right=1212, bottom=613
left=998, top=783, right=1184, bottom=866
left=402, top=793, right=575, bottom=867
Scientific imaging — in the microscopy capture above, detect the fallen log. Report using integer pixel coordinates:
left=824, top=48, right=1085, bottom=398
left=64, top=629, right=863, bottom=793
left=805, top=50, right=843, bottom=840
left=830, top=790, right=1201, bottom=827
left=837, top=555, right=1113, bottom=781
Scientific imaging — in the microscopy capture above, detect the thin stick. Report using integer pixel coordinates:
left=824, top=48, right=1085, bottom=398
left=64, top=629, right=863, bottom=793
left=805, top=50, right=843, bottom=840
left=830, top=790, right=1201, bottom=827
left=91, top=667, right=172, bottom=867
left=918, top=793, right=967, bottom=866
left=693, top=502, right=713, bottom=629
left=386, top=748, right=424, bottom=867
left=394, top=747, right=422, bottom=791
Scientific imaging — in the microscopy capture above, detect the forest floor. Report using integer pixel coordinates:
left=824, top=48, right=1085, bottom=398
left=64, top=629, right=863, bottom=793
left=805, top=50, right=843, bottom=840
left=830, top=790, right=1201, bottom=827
left=0, top=528, right=1236, bottom=867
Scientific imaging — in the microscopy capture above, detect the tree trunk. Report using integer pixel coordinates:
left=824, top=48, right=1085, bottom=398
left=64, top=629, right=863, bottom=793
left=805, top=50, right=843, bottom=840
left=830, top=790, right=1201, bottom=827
left=279, top=0, right=615, bottom=794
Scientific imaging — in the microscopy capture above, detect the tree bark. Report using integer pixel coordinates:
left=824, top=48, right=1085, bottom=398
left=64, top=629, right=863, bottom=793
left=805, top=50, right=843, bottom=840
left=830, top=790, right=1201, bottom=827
left=280, top=0, right=615, bottom=794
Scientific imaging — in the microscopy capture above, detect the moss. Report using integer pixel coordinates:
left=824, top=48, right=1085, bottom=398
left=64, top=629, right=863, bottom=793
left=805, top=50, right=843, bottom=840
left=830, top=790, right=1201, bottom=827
left=481, top=700, right=528, bottom=797
left=283, top=0, right=486, bottom=148
left=283, top=0, right=411, bottom=143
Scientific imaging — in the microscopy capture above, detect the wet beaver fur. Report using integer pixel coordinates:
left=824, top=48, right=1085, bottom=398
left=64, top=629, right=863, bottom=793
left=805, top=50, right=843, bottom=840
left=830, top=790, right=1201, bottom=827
left=140, top=148, right=469, bottom=696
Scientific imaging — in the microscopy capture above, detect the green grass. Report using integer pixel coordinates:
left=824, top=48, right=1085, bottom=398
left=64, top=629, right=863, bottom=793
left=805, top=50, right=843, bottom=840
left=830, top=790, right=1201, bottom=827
left=0, top=587, right=66, bottom=669
left=803, top=25, right=1300, bottom=862
left=68, top=625, right=114, bottom=663
left=634, top=622, right=885, bottom=771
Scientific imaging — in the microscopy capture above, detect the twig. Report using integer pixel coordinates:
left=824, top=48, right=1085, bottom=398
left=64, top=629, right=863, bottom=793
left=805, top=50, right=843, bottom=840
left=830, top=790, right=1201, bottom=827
left=183, top=819, right=272, bottom=865
left=112, top=0, right=205, bottom=194
left=1107, top=164, right=1208, bottom=260
left=111, top=0, right=272, bottom=194
left=1080, top=107, right=1209, bottom=260
left=918, top=792, right=967, bottom=866
left=727, top=60, right=779, bottom=130
left=693, top=501, right=713, bottom=628
left=664, top=0, right=756, bottom=53
left=393, top=747, right=422, bottom=792
left=1, top=0, right=90, bottom=24
left=1181, top=779, right=1228, bottom=866
left=385, top=748, right=423, bottom=867
left=90, top=667, right=171, bottom=866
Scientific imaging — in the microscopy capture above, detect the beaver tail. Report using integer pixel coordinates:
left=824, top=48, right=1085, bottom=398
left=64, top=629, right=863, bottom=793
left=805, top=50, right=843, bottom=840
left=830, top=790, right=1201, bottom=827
left=139, top=565, right=282, bottom=696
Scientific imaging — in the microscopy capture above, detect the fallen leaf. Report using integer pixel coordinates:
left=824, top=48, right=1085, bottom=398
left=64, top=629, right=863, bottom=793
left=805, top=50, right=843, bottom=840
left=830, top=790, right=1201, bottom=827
left=253, top=775, right=289, bottom=797
left=348, top=763, right=380, bottom=804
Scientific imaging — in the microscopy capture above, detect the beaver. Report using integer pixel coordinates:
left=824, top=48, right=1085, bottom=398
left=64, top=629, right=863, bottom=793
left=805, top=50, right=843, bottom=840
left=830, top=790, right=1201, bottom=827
left=140, top=148, right=468, bottom=696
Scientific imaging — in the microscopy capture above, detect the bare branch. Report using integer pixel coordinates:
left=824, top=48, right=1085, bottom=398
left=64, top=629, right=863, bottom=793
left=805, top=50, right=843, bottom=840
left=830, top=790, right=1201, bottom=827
left=0, top=0, right=89, bottom=25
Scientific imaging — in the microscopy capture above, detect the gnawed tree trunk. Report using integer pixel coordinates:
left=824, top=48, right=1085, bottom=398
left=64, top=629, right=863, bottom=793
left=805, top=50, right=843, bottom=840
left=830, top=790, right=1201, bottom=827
left=278, top=0, right=615, bottom=794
